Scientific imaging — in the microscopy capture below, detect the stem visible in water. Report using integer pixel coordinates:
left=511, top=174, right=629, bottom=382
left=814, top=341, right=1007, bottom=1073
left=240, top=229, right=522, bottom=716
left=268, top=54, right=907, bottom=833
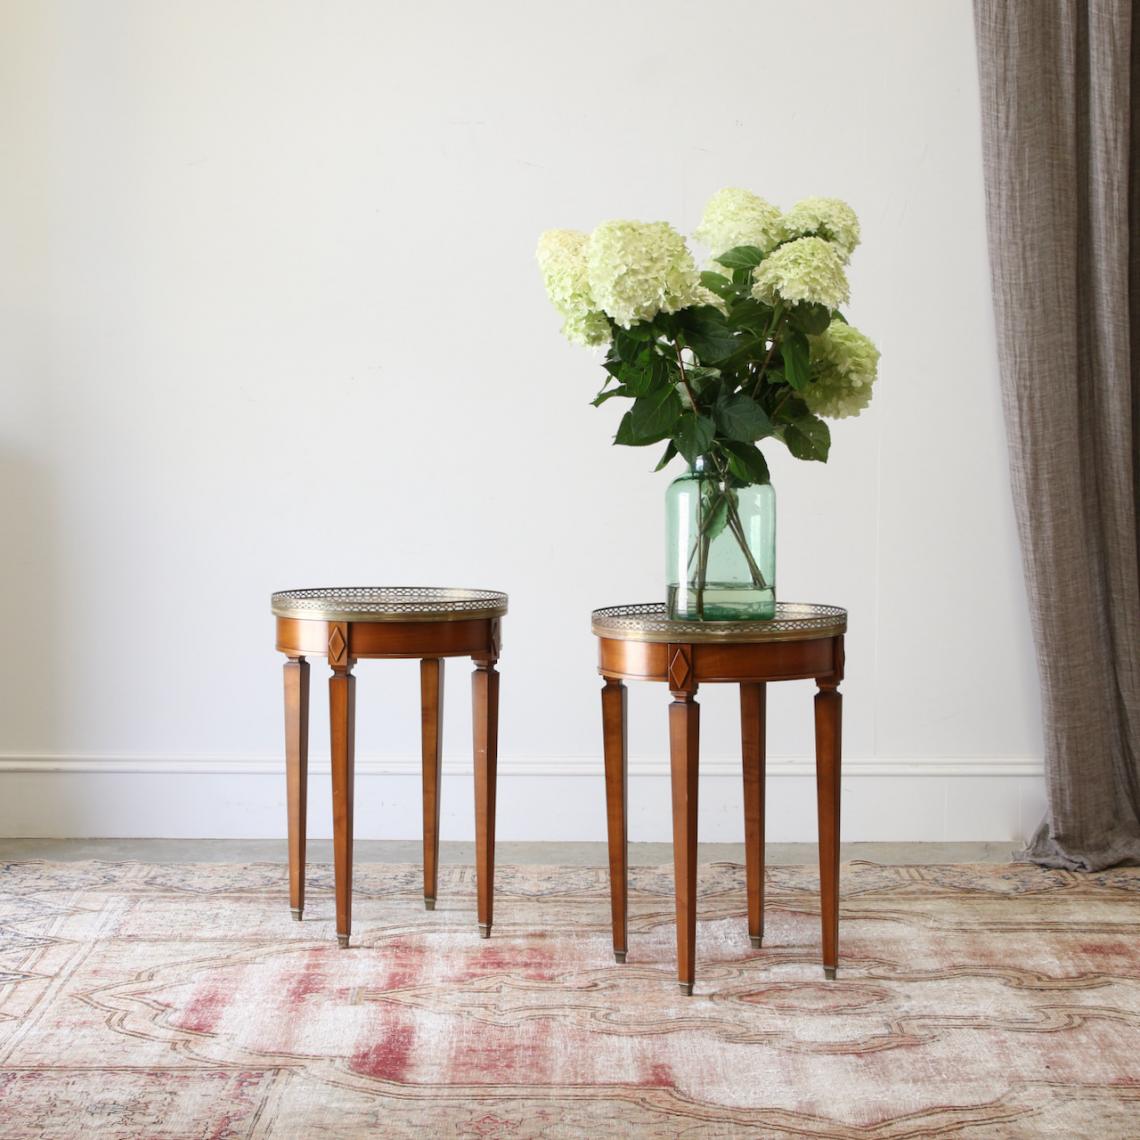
left=672, top=338, right=770, bottom=613
left=685, top=474, right=769, bottom=618
left=705, top=454, right=768, bottom=591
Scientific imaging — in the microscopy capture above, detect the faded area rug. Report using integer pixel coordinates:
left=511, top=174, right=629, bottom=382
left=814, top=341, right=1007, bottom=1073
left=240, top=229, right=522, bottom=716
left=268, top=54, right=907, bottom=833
left=1, top=862, right=1139, bottom=1138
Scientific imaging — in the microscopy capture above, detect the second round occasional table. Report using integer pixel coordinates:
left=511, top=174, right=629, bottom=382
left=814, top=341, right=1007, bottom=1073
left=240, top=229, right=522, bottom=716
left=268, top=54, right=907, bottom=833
left=591, top=601, right=847, bottom=995
left=272, top=586, right=507, bottom=947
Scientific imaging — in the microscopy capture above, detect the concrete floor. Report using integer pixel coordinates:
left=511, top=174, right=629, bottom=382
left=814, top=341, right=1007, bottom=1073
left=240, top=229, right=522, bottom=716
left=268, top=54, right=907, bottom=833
left=0, top=839, right=1017, bottom=864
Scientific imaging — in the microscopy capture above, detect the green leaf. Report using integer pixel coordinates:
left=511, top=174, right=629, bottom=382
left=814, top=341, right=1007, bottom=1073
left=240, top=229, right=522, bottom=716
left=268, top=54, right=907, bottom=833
left=713, top=393, right=773, bottom=442
left=782, top=330, right=811, bottom=390
left=606, top=354, right=669, bottom=397
left=686, top=329, right=738, bottom=365
left=714, top=335, right=767, bottom=373
left=784, top=415, right=831, bottom=462
left=788, top=302, right=831, bottom=336
left=625, top=321, right=654, bottom=341
left=686, top=366, right=721, bottom=394
left=622, top=365, right=656, bottom=397
left=629, top=385, right=683, bottom=442
left=614, top=411, right=637, bottom=446
left=673, top=413, right=716, bottom=465
left=727, top=297, right=772, bottom=333
left=700, top=270, right=735, bottom=299
left=770, top=393, right=809, bottom=423
left=715, top=245, right=765, bottom=270
left=720, top=440, right=771, bottom=485
left=699, top=483, right=731, bottom=544
left=831, top=310, right=848, bottom=324
left=677, top=308, right=738, bottom=365
left=591, top=383, right=632, bottom=407
left=613, top=326, right=644, bottom=364
left=654, top=440, right=678, bottom=471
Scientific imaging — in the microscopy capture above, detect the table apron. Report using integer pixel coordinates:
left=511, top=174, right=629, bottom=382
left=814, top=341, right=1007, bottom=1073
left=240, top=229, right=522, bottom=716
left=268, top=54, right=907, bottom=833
left=597, top=635, right=839, bottom=684
left=276, top=616, right=498, bottom=660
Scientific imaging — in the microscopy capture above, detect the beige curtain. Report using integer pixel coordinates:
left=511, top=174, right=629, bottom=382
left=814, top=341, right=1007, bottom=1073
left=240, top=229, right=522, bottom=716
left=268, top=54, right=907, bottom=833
left=974, top=0, right=1140, bottom=869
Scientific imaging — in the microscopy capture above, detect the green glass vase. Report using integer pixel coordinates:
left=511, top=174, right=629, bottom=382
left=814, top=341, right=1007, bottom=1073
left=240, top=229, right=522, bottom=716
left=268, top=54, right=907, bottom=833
left=665, top=455, right=776, bottom=621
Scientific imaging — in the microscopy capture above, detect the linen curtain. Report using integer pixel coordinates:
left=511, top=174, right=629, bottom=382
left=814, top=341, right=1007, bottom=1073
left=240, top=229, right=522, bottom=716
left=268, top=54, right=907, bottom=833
left=972, top=1, right=1140, bottom=869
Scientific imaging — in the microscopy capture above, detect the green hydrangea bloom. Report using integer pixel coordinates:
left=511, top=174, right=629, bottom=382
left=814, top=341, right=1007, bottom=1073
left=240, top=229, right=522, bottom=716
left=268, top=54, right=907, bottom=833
left=562, top=310, right=611, bottom=346
left=586, top=220, right=700, bottom=328
left=751, top=237, right=850, bottom=310
left=694, top=187, right=783, bottom=257
left=781, top=197, right=861, bottom=260
left=536, top=229, right=610, bottom=346
left=804, top=322, right=880, bottom=419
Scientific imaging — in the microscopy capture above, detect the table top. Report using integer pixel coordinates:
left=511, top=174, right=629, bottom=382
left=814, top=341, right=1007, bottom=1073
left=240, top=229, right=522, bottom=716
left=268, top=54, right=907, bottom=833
left=272, top=586, right=508, bottom=623
left=591, top=602, right=846, bottom=644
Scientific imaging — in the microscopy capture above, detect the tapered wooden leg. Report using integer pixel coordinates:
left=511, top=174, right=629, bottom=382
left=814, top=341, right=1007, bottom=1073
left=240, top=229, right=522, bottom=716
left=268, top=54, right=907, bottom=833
left=330, top=663, right=356, bottom=948
left=669, top=689, right=700, bottom=995
left=421, top=658, right=445, bottom=911
left=602, top=678, right=628, bottom=963
left=815, top=681, right=842, bottom=979
left=284, top=657, right=310, bottom=920
left=740, top=681, right=766, bottom=948
left=472, top=659, right=499, bottom=938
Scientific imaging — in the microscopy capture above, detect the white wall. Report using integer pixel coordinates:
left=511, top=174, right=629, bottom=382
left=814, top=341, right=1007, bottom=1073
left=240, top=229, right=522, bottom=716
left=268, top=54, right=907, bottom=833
left=0, top=0, right=1044, bottom=842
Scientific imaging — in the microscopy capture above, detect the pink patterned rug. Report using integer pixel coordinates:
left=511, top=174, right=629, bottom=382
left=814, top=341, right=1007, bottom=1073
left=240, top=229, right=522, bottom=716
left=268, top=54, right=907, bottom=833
left=1, top=860, right=1139, bottom=1138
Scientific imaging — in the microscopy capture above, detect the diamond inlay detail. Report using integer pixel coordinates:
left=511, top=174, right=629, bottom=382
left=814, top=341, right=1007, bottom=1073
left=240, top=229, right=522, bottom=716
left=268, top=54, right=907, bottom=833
left=668, top=646, right=692, bottom=691
left=328, top=626, right=347, bottom=662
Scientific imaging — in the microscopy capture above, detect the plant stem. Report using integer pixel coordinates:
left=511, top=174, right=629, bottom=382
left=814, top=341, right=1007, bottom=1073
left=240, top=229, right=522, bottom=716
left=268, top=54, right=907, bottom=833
left=672, top=339, right=701, bottom=413
left=705, top=454, right=768, bottom=591
left=751, top=307, right=786, bottom=400
left=673, top=334, right=769, bottom=608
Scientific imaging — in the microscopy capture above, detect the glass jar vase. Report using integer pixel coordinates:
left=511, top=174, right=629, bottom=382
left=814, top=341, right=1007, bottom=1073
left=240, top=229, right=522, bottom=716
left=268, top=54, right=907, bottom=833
left=665, top=456, right=776, bottom=621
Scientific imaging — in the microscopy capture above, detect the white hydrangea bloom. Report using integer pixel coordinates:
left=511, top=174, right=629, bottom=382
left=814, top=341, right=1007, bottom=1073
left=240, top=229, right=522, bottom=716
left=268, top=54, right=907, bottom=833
left=694, top=187, right=783, bottom=257
left=535, top=229, right=611, bottom=346
left=562, top=310, right=611, bottom=347
left=586, top=220, right=701, bottom=328
left=804, top=322, right=880, bottom=419
left=751, top=236, right=850, bottom=309
left=781, top=197, right=861, bottom=260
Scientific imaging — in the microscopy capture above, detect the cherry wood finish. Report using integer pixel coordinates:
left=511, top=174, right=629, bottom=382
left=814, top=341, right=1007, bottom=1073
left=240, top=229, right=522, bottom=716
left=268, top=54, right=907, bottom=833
left=275, top=612, right=502, bottom=947
left=283, top=657, right=310, bottom=920
left=329, top=660, right=356, bottom=948
left=472, top=657, right=500, bottom=938
left=669, top=688, right=700, bottom=995
left=740, top=681, right=766, bottom=949
left=815, top=681, right=842, bottom=979
left=597, top=627, right=844, bottom=994
left=601, top=678, right=628, bottom=962
left=420, top=658, right=444, bottom=911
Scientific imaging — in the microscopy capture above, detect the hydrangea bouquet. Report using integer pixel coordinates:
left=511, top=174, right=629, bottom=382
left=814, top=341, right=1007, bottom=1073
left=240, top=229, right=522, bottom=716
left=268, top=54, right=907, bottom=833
left=537, top=188, right=878, bottom=619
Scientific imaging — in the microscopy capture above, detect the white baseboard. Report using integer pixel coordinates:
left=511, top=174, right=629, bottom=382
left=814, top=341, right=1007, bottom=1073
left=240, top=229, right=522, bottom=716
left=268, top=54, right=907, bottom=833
left=0, top=754, right=1045, bottom=843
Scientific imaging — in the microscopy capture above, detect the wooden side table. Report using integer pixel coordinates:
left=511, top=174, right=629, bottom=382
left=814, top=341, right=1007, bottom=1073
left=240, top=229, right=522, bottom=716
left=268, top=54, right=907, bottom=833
left=272, top=586, right=507, bottom=947
left=592, top=601, right=846, bottom=995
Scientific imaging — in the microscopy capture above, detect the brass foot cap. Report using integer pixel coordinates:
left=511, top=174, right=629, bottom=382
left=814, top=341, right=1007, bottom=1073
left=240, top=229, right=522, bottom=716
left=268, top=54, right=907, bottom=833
left=290, top=909, right=303, bottom=922
left=337, top=935, right=350, bottom=949
left=478, top=924, right=492, bottom=939
left=750, top=935, right=762, bottom=949
left=424, top=898, right=436, bottom=911
left=614, top=951, right=627, bottom=964
left=824, top=966, right=837, bottom=981
left=678, top=982, right=693, bottom=996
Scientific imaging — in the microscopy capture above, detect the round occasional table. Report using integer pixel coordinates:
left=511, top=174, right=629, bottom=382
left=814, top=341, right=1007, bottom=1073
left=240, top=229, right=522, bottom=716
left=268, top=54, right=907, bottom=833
left=591, top=601, right=847, bottom=995
left=272, top=586, right=508, bottom=947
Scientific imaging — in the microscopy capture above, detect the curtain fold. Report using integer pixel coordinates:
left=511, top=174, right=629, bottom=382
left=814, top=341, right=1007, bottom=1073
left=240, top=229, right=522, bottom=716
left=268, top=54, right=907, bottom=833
left=974, top=0, right=1140, bottom=869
